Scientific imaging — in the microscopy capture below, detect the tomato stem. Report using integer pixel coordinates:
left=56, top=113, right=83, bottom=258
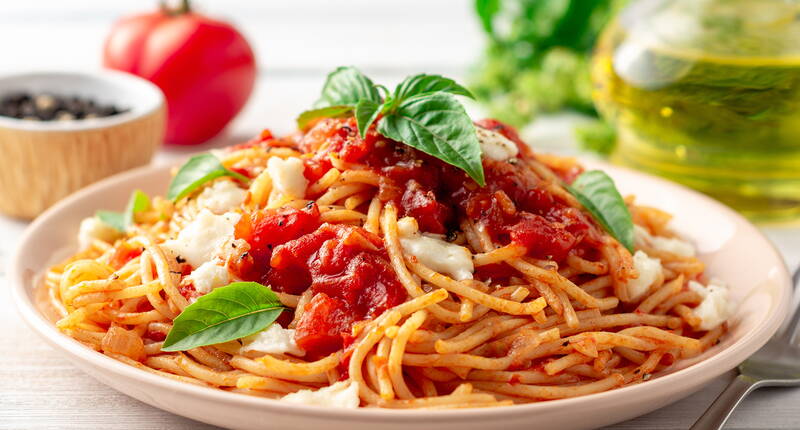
left=160, top=0, right=191, bottom=15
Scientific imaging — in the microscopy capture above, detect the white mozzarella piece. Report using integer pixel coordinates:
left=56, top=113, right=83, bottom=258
left=240, top=324, right=305, bottom=357
left=267, top=156, right=308, bottom=198
left=627, top=250, right=662, bottom=301
left=188, top=261, right=230, bottom=295
left=476, top=126, right=519, bottom=161
left=634, top=225, right=696, bottom=257
left=397, top=217, right=473, bottom=281
left=78, top=216, right=123, bottom=249
left=161, top=209, right=240, bottom=267
left=209, top=149, right=228, bottom=160
left=651, top=236, right=696, bottom=258
left=197, top=180, right=247, bottom=215
left=281, top=381, right=360, bottom=408
left=689, top=279, right=734, bottom=331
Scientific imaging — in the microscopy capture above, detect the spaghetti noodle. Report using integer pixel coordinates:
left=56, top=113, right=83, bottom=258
left=44, top=116, right=730, bottom=409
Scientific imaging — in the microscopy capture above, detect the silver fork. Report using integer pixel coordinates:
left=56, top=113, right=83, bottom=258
left=690, top=265, right=800, bottom=430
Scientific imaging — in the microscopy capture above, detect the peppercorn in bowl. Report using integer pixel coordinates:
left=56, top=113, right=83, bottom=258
left=0, top=70, right=165, bottom=219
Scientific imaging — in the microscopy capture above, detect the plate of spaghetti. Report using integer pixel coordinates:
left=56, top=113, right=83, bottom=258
left=10, top=69, right=792, bottom=430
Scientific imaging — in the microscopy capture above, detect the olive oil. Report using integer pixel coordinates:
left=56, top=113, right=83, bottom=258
left=592, top=1, right=800, bottom=220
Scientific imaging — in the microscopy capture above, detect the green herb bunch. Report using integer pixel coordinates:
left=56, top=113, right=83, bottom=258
left=471, top=0, right=625, bottom=154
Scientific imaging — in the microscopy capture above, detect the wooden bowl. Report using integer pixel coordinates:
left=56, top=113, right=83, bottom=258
left=0, top=70, right=165, bottom=219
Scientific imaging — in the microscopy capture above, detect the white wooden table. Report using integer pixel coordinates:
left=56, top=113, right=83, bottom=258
left=2, top=2, right=800, bottom=429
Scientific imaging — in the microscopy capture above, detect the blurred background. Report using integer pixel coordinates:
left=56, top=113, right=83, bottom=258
left=2, top=0, right=616, bottom=155
left=0, top=0, right=483, bottom=140
left=4, top=0, right=800, bottom=224
left=2, top=1, right=800, bottom=428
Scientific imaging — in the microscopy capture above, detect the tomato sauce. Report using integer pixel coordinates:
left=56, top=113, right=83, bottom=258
left=299, top=117, right=599, bottom=262
left=233, top=204, right=321, bottom=285
left=109, top=243, right=143, bottom=270
left=233, top=203, right=405, bottom=356
left=234, top=117, right=603, bottom=357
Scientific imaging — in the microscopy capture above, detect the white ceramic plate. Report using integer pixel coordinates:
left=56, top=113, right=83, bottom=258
left=10, top=161, right=792, bottom=430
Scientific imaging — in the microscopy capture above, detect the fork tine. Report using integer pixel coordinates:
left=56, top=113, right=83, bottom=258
left=778, top=265, right=800, bottom=344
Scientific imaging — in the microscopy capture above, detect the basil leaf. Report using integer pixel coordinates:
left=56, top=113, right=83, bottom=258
left=568, top=170, right=634, bottom=252
left=393, top=74, right=475, bottom=102
left=162, top=282, right=285, bottom=352
left=355, top=99, right=381, bottom=138
left=296, top=105, right=352, bottom=130
left=378, top=93, right=485, bottom=186
left=95, top=189, right=150, bottom=232
left=167, top=153, right=249, bottom=202
left=95, top=210, right=125, bottom=232
left=124, top=190, right=150, bottom=228
left=313, top=66, right=381, bottom=108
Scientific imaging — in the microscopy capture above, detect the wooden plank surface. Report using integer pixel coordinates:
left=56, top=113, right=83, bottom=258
left=1, top=2, right=800, bottom=429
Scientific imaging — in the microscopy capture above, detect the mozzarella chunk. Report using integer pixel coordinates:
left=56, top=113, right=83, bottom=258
left=197, top=180, right=246, bottom=215
left=634, top=225, right=696, bottom=257
left=627, top=250, right=662, bottom=301
left=161, top=209, right=240, bottom=267
left=78, top=216, right=123, bottom=249
left=188, top=261, right=230, bottom=295
left=397, top=217, right=473, bottom=281
left=209, top=148, right=228, bottom=160
left=281, top=381, right=360, bottom=408
left=651, top=236, right=695, bottom=258
left=689, top=279, right=734, bottom=331
left=241, top=324, right=305, bottom=357
left=476, top=126, right=519, bottom=161
left=267, top=156, right=308, bottom=198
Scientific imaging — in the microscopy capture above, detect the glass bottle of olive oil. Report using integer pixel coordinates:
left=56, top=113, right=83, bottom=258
left=592, top=0, right=800, bottom=220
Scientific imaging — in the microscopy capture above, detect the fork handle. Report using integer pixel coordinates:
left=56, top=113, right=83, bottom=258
left=690, top=374, right=761, bottom=430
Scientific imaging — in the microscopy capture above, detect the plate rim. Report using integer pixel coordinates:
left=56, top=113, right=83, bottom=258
left=9, top=159, right=793, bottom=423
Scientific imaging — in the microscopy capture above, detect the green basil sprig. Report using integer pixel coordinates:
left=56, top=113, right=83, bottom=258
left=567, top=170, right=634, bottom=252
left=296, top=105, right=353, bottom=130
left=96, top=189, right=150, bottom=232
left=167, top=153, right=250, bottom=202
left=162, top=282, right=285, bottom=352
left=297, top=67, right=485, bottom=186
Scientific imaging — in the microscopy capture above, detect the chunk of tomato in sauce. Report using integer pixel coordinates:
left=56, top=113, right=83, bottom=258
left=295, top=293, right=355, bottom=357
left=475, top=262, right=518, bottom=281
left=400, top=180, right=451, bottom=234
left=273, top=224, right=407, bottom=357
left=178, top=282, right=202, bottom=301
left=271, top=224, right=406, bottom=315
left=109, top=243, right=143, bottom=270
left=506, top=213, right=577, bottom=261
left=232, top=204, right=320, bottom=285
left=300, top=118, right=457, bottom=233
left=311, top=243, right=405, bottom=317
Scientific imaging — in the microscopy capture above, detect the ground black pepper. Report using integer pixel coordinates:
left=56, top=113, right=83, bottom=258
left=0, top=92, right=128, bottom=121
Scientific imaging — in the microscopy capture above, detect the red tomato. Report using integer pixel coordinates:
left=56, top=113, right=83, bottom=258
left=103, top=2, right=256, bottom=145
